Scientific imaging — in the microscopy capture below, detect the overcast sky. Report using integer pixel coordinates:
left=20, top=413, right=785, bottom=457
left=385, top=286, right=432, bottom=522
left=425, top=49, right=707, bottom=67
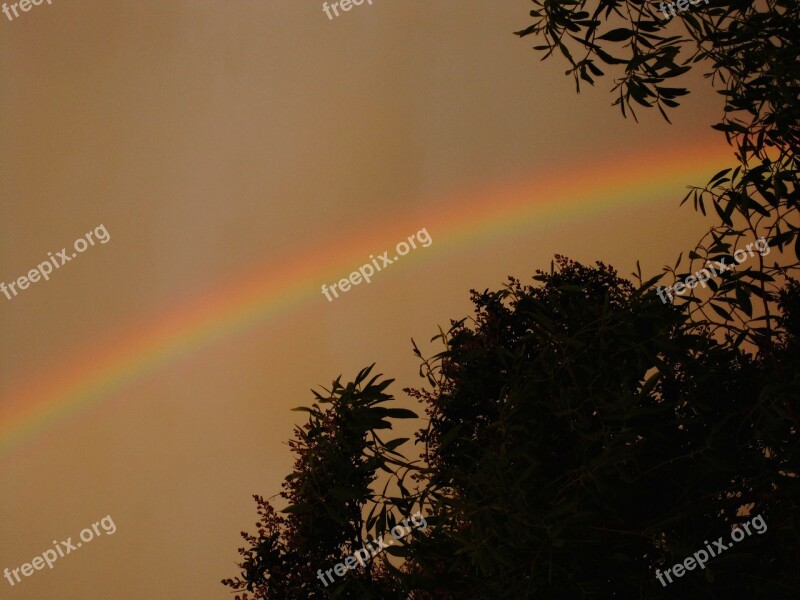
left=0, top=2, right=728, bottom=597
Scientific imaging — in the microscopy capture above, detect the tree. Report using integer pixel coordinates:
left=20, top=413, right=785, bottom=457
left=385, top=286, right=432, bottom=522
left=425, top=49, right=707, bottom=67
left=221, top=368, right=415, bottom=599
left=399, top=258, right=799, bottom=598
left=516, top=0, right=800, bottom=348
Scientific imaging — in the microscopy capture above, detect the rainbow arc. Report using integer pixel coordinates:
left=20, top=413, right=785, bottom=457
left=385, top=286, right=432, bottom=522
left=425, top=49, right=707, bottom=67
left=0, top=139, right=733, bottom=453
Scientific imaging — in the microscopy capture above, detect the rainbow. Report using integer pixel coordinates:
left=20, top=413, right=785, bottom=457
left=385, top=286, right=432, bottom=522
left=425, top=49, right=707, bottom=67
left=0, top=138, right=734, bottom=453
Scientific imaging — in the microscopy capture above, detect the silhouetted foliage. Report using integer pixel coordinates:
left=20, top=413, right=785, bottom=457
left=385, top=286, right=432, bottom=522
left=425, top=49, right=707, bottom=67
left=225, top=2, right=799, bottom=598
left=517, top=0, right=800, bottom=348
left=222, top=368, right=414, bottom=599
left=398, top=258, right=799, bottom=598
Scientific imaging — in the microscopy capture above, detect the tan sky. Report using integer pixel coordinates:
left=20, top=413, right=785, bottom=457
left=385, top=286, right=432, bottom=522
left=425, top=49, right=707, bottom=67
left=0, top=1, right=729, bottom=597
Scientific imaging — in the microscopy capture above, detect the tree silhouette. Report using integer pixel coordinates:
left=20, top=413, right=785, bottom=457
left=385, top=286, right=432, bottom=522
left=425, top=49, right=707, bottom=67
left=221, top=368, right=414, bottom=599
left=516, top=0, right=800, bottom=346
left=224, top=2, right=799, bottom=598
left=399, top=258, right=799, bottom=598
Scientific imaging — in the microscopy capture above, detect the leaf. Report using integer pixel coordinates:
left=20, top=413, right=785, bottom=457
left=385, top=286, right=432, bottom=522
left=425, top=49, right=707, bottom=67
left=735, top=285, right=753, bottom=317
left=640, top=273, right=665, bottom=292
left=598, top=28, right=634, bottom=41
left=587, top=61, right=604, bottom=77
left=745, top=271, right=775, bottom=282
left=382, top=408, right=419, bottom=419
left=594, top=47, right=626, bottom=65
left=713, top=200, right=733, bottom=227
left=709, top=302, right=733, bottom=321
left=795, top=231, right=800, bottom=261
left=709, top=168, right=732, bottom=185
left=384, top=438, right=410, bottom=451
